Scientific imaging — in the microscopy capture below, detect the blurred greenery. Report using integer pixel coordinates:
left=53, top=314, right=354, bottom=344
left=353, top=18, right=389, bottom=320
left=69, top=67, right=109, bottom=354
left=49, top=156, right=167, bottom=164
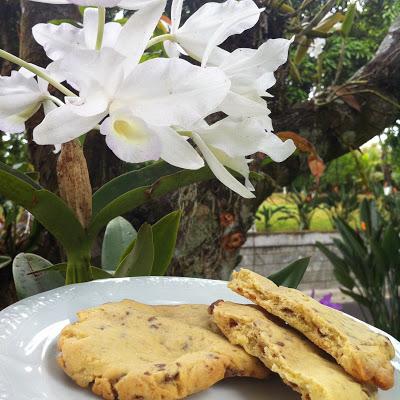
left=287, top=0, right=400, bottom=103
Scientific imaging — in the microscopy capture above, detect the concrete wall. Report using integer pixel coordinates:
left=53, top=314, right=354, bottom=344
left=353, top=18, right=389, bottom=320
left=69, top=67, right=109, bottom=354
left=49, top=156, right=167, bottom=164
left=239, top=232, right=340, bottom=290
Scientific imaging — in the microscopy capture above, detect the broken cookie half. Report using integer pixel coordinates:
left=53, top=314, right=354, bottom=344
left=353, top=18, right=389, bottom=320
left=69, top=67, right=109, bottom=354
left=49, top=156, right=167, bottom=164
left=58, top=300, right=268, bottom=400
left=211, top=300, right=377, bottom=400
left=229, top=268, right=395, bottom=390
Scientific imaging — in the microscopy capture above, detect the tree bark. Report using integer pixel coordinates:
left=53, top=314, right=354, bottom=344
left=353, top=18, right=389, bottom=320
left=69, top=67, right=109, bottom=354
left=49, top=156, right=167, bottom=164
left=0, top=0, right=21, bottom=75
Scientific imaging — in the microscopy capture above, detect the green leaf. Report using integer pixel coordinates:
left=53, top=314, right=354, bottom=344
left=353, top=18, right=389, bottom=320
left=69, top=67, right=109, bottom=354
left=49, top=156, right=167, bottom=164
left=90, top=266, right=114, bottom=280
left=0, top=256, right=11, bottom=270
left=289, top=60, right=302, bottom=83
left=114, top=223, right=154, bottom=278
left=48, top=19, right=81, bottom=27
left=294, top=36, right=312, bottom=65
left=151, top=211, right=182, bottom=276
left=0, top=161, right=41, bottom=190
left=340, top=288, right=370, bottom=308
left=101, top=217, right=137, bottom=271
left=12, top=253, right=65, bottom=299
left=334, top=218, right=366, bottom=260
left=268, top=257, right=310, bottom=288
left=88, top=166, right=215, bottom=241
left=316, top=242, right=354, bottom=289
left=341, top=2, right=357, bottom=38
left=92, top=161, right=179, bottom=216
left=0, top=166, right=87, bottom=253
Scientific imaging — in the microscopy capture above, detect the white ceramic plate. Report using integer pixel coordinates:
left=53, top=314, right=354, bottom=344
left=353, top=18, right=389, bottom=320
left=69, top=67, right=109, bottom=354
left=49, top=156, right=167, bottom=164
left=0, top=277, right=399, bottom=399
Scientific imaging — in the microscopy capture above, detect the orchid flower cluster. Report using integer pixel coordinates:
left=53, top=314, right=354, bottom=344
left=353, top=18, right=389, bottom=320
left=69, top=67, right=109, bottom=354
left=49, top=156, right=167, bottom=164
left=0, top=0, right=296, bottom=199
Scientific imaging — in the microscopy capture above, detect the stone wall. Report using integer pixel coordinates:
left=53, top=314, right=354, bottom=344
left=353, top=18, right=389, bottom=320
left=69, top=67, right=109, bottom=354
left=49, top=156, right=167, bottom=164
left=239, top=232, right=340, bottom=290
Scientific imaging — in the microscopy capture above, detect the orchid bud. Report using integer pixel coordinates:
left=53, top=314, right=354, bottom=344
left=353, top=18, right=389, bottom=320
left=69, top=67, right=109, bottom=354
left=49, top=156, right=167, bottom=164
left=57, top=140, right=92, bottom=228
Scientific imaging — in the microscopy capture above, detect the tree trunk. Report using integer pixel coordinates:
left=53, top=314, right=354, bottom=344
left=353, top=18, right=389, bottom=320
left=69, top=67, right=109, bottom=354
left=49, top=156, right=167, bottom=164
left=0, top=0, right=20, bottom=75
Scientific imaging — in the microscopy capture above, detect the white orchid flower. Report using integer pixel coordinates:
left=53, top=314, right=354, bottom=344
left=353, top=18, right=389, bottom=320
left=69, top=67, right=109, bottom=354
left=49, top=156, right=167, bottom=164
left=0, top=71, right=49, bottom=133
left=212, top=38, right=293, bottom=129
left=29, top=0, right=162, bottom=10
left=164, top=0, right=262, bottom=63
left=33, top=48, right=230, bottom=169
left=33, top=2, right=165, bottom=66
left=191, top=117, right=296, bottom=198
left=308, top=38, right=326, bottom=58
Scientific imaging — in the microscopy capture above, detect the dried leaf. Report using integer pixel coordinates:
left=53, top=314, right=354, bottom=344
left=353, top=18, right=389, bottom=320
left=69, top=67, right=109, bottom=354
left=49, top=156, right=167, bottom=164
left=333, top=86, right=362, bottom=112
left=308, top=154, right=326, bottom=180
left=277, top=131, right=325, bottom=180
left=277, top=131, right=316, bottom=154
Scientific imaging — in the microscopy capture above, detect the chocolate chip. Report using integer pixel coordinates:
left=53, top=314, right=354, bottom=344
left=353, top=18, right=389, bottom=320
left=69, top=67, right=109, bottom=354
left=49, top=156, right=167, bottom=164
left=164, top=372, right=179, bottom=382
left=229, top=319, right=238, bottom=328
left=155, top=363, right=166, bottom=371
left=208, top=300, right=224, bottom=314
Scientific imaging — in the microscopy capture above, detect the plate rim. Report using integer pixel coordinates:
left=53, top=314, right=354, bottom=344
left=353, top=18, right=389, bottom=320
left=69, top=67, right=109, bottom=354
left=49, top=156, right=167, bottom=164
left=1, top=275, right=400, bottom=349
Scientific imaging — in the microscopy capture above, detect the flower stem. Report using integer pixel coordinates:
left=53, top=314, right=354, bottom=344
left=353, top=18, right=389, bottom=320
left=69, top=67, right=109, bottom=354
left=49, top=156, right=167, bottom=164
left=0, top=48, right=75, bottom=97
left=146, top=33, right=174, bottom=50
left=96, top=7, right=106, bottom=50
left=46, top=95, right=65, bottom=107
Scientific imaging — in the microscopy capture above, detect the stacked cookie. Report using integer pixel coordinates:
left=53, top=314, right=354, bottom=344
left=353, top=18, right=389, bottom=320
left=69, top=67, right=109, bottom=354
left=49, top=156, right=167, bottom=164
left=211, top=269, right=396, bottom=399
left=57, top=269, right=395, bottom=400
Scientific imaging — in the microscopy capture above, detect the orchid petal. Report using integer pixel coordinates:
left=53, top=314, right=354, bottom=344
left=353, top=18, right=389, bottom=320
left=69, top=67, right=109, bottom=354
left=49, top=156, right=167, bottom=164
left=197, top=117, right=269, bottom=157
left=218, top=152, right=255, bottom=191
left=163, top=40, right=181, bottom=58
left=115, top=0, right=166, bottom=66
left=54, top=47, right=125, bottom=96
left=192, top=132, right=255, bottom=198
left=33, top=105, right=105, bottom=145
left=100, top=111, right=162, bottom=163
left=170, top=0, right=184, bottom=33
left=220, top=38, right=293, bottom=76
left=29, top=0, right=70, bottom=3
left=218, top=91, right=268, bottom=120
left=155, top=127, right=204, bottom=169
left=0, top=71, right=47, bottom=133
left=32, top=22, right=83, bottom=61
left=116, top=57, right=230, bottom=127
left=68, top=0, right=121, bottom=6
left=176, top=0, right=261, bottom=62
left=201, top=6, right=263, bottom=67
left=102, top=21, right=123, bottom=48
left=83, top=7, right=99, bottom=50
left=118, top=0, right=164, bottom=10
left=261, top=132, right=296, bottom=162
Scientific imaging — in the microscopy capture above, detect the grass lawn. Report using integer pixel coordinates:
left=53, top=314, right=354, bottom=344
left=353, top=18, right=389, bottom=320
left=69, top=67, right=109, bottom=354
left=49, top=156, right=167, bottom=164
left=255, top=193, right=335, bottom=233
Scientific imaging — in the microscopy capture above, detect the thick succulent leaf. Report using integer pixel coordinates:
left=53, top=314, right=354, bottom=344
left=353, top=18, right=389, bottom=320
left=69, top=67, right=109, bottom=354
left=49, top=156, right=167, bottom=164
left=0, top=256, right=11, bottom=270
left=0, top=167, right=87, bottom=253
left=27, top=262, right=67, bottom=275
left=92, top=161, right=179, bottom=215
left=12, top=253, right=65, bottom=300
left=151, top=210, right=181, bottom=276
left=101, top=216, right=137, bottom=271
left=268, top=257, right=310, bottom=288
left=114, top=223, right=154, bottom=278
left=88, top=166, right=215, bottom=240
